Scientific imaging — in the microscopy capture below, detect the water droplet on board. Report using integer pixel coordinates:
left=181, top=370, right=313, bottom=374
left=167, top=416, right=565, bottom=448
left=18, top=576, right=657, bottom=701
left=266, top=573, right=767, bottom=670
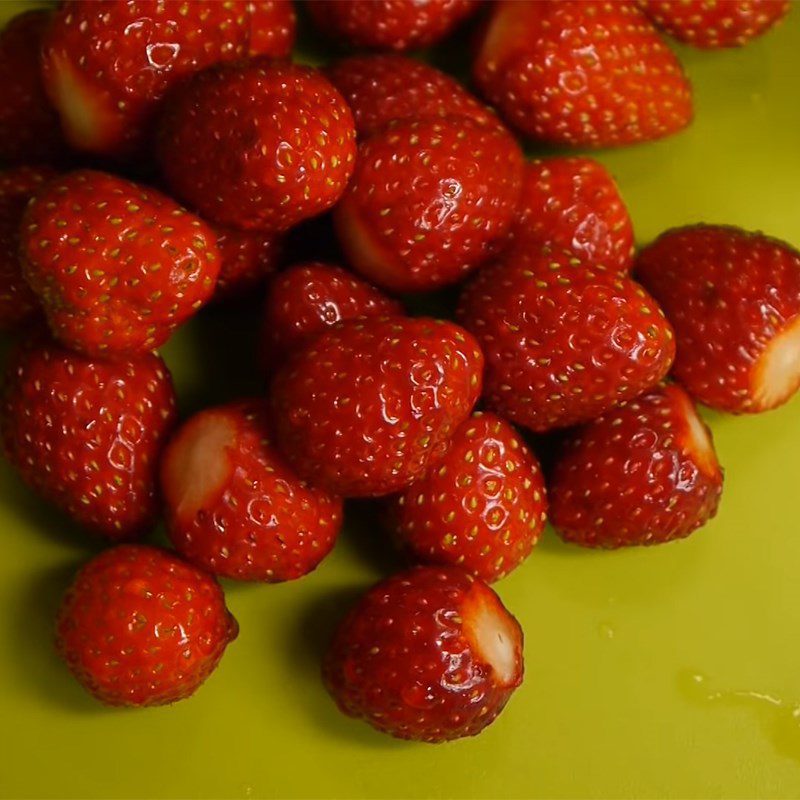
left=598, top=621, right=615, bottom=640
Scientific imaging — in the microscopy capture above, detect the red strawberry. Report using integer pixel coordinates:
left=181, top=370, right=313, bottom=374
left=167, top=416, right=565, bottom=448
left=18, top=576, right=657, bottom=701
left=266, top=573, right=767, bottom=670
left=0, top=166, right=55, bottom=330
left=161, top=400, right=343, bottom=582
left=322, top=565, right=524, bottom=742
left=56, top=544, right=238, bottom=707
left=389, top=412, right=547, bottom=583
left=262, top=262, right=402, bottom=369
left=640, top=0, right=789, bottom=47
left=473, top=0, right=693, bottom=147
left=21, top=170, right=220, bottom=359
left=334, top=117, right=523, bottom=292
left=326, top=54, right=502, bottom=139
left=213, top=226, right=283, bottom=301
left=456, top=249, right=675, bottom=431
left=270, top=316, right=483, bottom=497
left=41, top=0, right=295, bottom=157
left=158, top=60, right=356, bottom=233
left=1, top=338, right=176, bottom=540
left=307, top=0, right=479, bottom=52
left=0, top=10, right=67, bottom=165
left=508, top=157, right=634, bottom=275
left=636, top=225, right=800, bottom=413
left=550, top=384, right=724, bottom=548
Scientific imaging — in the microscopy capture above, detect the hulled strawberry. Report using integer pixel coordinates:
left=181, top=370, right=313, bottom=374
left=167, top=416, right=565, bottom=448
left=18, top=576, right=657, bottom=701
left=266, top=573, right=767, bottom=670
left=550, top=384, right=724, bottom=548
left=270, top=316, right=483, bottom=497
left=1, top=338, right=176, bottom=540
left=56, top=545, right=238, bottom=707
left=213, top=226, right=283, bottom=300
left=158, top=60, right=356, bottom=232
left=389, top=412, right=547, bottom=583
left=473, top=0, right=693, bottom=147
left=636, top=224, right=800, bottom=413
left=21, top=170, right=220, bottom=359
left=323, top=565, right=524, bottom=742
left=334, top=117, right=523, bottom=292
left=457, top=249, right=675, bottom=431
left=41, top=0, right=296, bottom=157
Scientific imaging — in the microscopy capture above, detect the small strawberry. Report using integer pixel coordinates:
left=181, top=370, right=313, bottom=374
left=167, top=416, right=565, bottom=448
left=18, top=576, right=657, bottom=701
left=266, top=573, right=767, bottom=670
left=213, top=226, right=283, bottom=301
left=473, top=0, right=693, bottom=147
left=640, top=0, right=789, bottom=48
left=41, top=0, right=296, bottom=157
left=307, top=0, right=479, bottom=52
left=326, top=54, right=502, bottom=139
left=158, top=60, right=356, bottom=233
left=270, top=316, right=483, bottom=497
left=1, top=338, right=176, bottom=540
left=457, top=249, right=675, bottom=431
left=508, top=157, right=634, bottom=275
left=56, top=544, right=238, bottom=707
left=161, top=400, right=343, bottom=582
left=334, top=116, right=523, bottom=292
left=389, top=412, right=547, bottom=583
left=322, top=565, right=524, bottom=742
left=550, top=384, right=724, bottom=548
left=636, top=224, right=800, bottom=413
left=21, top=170, right=220, bottom=359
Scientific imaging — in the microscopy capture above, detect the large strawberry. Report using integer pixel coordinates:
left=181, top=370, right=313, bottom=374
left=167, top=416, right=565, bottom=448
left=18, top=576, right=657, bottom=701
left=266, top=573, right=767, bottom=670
left=213, top=226, right=283, bottom=301
left=636, top=224, right=800, bottom=413
left=41, top=0, right=295, bottom=157
left=550, top=384, right=724, bottom=548
left=158, top=60, right=356, bottom=232
left=1, top=338, right=176, bottom=540
left=21, top=170, right=220, bottom=359
left=334, top=116, right=523, bottom=292
left=473, top=0, right=693, bottom=147
left=457, top=248, right=675, bottom=431
left=270, top=316, right=483, bottom=497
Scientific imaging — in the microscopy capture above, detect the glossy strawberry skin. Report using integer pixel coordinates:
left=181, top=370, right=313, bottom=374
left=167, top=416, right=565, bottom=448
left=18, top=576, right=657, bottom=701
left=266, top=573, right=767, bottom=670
left=323, top=565, right=524, bottom=742
left=389, top=412, right=547, bottom=583
left=639, top=0, right=789, bottom=47
left=213, top=226, right=283, bottom=301
left=158, top=60, right=356, bottom=233
left=457, top=249, right=675, bottom=432
left=161, top=400, right=343, bottom=582
left=508, top=157, right=634, bottom=275
left=42, top=1, right=296, bottom=157
left=635, top=225, right=800, bottom=413
left=56, top=545, right=238, bottom=707
left=334, top=117, right=523, bottom=292
left=550, top=384, right=724, bottom=548
left=1, top=339, right=176, bottom=540
left=271, top=316, right=483, bottom=498
left=473, top=0, right=693, bottom=147
left=21, top=170, right=220, bottom=359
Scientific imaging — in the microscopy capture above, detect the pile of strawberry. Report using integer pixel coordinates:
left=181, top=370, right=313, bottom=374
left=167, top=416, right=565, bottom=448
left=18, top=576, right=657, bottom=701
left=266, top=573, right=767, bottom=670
left=0, top=0, right=796, bottom=744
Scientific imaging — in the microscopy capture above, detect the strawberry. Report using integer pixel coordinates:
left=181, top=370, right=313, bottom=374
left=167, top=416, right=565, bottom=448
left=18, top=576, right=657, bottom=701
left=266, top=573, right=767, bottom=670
left=0, top=166, right=54, bottom=330
left=262, top=262, right=402, bottom=369
left=161, top=400, right=343, bottom=582
left=270, top=316, right=483, bottom=497
left=1, top=338, right=176, bottom=540
left=307, top=0, right=479, bottom=52
left=213, top=226, right=283, bottom=301
left=508, top=157, right=634, bottom=275
left=473, top=0, right=693, bottom=147
left=322, top=565, right=524, bottom=742
left=456, top=248, right=675, bottom=432
left=41, top=0, right=295, bottom=158
left=158, top=60, right=356, bottom=233
left=0, top=10, right=67, bottom=165
left=56, top=544, right=238, bottom=707
left=326, top=54, right=502, bottom=139
left=334, top=117, right=523, bottom=292
left=550, top=384, right=724, bottom=548
left=388, top=412, right=547, bottom=583
left=635, top=224, right=800, bottom=413
left=640, top=0, right=789, bottom=48
left=20, top=170, right=220, bottom=359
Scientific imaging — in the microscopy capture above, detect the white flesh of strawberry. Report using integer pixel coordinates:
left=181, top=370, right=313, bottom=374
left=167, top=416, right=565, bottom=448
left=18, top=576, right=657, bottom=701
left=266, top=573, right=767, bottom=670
left=752, top=315, right=800, bottom=411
